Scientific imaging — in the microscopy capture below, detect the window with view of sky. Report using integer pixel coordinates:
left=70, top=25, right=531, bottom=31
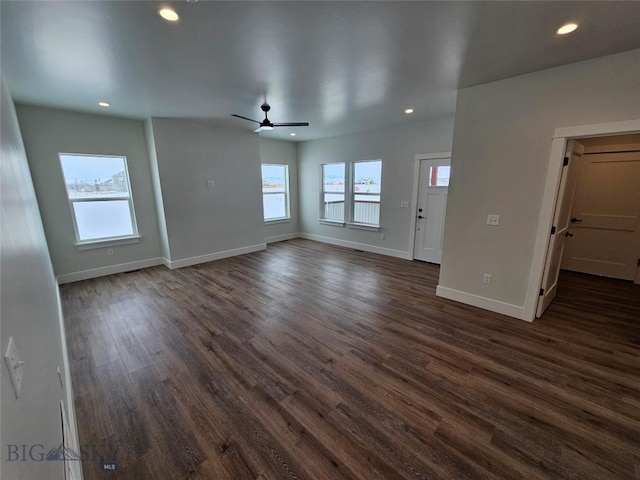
left=261, top=164, right=289, bottom=221
left=59, top=154, right=138, bottom=242
left=322, top=163, right=345, bottom=221
left=352, top=160, right=382, bottom=225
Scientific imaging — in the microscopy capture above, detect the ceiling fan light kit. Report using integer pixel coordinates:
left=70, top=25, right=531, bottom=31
left=231, top=103, right=309, bottom=133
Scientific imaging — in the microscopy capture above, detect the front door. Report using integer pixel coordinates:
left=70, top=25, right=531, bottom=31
left=561, top=150, right=640, bottom=280
left=413, top=158, right=450, bottom=263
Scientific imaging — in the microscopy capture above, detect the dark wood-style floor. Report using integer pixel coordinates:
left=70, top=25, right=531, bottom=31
left=61, top=239, right=640, bottom=480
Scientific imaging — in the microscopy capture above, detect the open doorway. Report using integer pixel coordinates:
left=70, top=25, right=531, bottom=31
left=561, top=134, right=640, bottom=282
left=532, top=123, right=640, bottom=319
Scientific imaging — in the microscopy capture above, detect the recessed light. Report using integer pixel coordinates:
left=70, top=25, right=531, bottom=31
left=557, top=23, right=578, bottom=35
left=159, top=7, right=179, bottom=22
left=405, top=108, right=414, bottom=114
left=98, top=101, right=110, bottom=107
left=290, top=133, right=296, bottom=137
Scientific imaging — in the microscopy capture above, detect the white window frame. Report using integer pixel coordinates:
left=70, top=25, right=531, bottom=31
left=261, top=163, right=290, bottom=223
left=58, top=153, right=140, bottom=249
left=319, top=162, right=346, bottom=225
left=349, top=160, right=382, bottom=229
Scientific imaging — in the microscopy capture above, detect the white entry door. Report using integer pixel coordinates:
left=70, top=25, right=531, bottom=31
left=561, top=150, right=640, bottom=280
left=413, top=158, right=450, bottom=263
left=536, top=141, right=584, bottom=317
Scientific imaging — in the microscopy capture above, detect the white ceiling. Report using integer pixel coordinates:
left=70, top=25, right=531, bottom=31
left=2, top=1, right=639, bottom=141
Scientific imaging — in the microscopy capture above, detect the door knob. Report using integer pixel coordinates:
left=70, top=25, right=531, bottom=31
left=570, top=218, right=582, bottom=223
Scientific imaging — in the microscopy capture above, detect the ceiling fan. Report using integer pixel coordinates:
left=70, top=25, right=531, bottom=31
left=231, top=103, right=309, bottom=133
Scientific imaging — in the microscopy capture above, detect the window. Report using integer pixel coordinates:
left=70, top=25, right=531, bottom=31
left=352, top=160, right=382, bottom=225
left=319, top=160, right=383, bottom=228
left=321, top=163, right=345, bottom=222
left=261, top=164, right=290, bottom=221
left=59, top=154, right=138, bottom=244
left=429, top=165, right=450, bottom=186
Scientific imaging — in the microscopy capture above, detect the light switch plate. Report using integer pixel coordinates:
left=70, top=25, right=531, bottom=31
left=4, top=336, right=24, bottom=399
left=487, top=214, right=500, bottom=226
left=207, top=180, right=215, bottom=189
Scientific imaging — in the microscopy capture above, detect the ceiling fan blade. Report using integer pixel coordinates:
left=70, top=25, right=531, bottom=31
left=231, top=114, right=260, bottom=124
left=272, top=122, right=310, bottom=127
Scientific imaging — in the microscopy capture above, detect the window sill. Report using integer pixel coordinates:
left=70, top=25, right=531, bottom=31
left=318, top=219, right=345, bottom=227
left=347, top=222, right=380, bottom=232
left=76, top=235, right=141, bottom=251
left=264, top=217, right=291, bottom=225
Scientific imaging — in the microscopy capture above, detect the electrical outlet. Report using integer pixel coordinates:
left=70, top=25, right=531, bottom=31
left=400, top=201, right=409, bottom=208
left=207, top=180, right=215, bottom=189
left=483, top=273, right=492, bottom=284
left=107, top=248, right=114, bottom=256
left=380, top=233, right=386, bottom=240
left=487, top=215, right=500, bottom=226
left=4, top=337, right=24, bottom=399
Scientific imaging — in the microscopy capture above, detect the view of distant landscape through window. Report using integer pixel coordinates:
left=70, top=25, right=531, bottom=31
left=59, top=154, right=136, bottom=241
left=261, top=164, right=289, bottom=220
left=322, top=161, right=382, bottom=225
left=352, top=160, right=382, bottom=224
left=322, top=163, right=346, bottom=221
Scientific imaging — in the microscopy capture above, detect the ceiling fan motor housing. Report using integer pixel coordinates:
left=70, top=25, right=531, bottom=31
left=260, top=103, right=273, bottom=127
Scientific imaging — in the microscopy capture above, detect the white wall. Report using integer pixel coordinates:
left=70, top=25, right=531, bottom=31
left=260, top=138, right=300, bottom=243
left=438, top=49, right=640, bottom=319
left=298, top=118, right=455, bottom=257
left=1, top=78, right=78, bottom=479
left=15, top=105, right=163, bottom=282
left=148, top=118, right=266, bottom=267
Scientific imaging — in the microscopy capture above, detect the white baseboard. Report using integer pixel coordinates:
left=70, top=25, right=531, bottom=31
left=266, top=232, right=302, bottom=244
left=300, top=233, right=410, bottom=260
left=436, top=285, right=529, bottom=322
left=57, top=257, right=164, bottom=284
left=167, top=243, right=266, bottom=269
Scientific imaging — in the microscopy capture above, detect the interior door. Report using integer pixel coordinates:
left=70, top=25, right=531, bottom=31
left=561, top=150, right=640, bottom=280
left=413, top=158, right=450, bottom=263
left=536, top=140, right=584, bottom=317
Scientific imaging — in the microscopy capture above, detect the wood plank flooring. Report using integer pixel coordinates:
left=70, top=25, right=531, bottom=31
left=60, top=239, right=640, bottom=479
